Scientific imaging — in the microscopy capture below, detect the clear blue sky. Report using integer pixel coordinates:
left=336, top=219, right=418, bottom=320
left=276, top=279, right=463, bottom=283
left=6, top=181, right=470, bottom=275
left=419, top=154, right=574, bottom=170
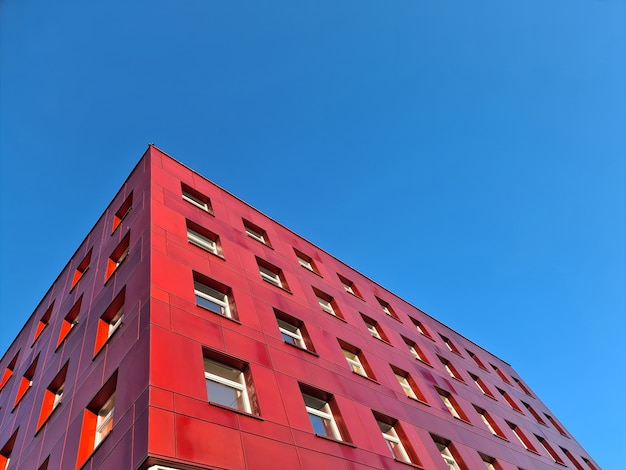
left=1, top=0, right=624, bottom=468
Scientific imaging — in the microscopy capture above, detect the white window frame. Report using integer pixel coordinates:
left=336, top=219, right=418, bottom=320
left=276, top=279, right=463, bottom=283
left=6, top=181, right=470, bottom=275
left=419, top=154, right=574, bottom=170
left=342, top=348, right=366, bottom=376
left=395, top=373, right=417, bottom=400
left=317, top=296, right=335, bottom=316
left=473, top=377, right=488, bottom=395
left=277, top=318, right=306, bottom=349
left=406, top=341, right=423, bottom=361
left=437, top=443, right=462, bottom=470
left=182, top=189, right=210, bottom=212
left=188, top=228, right=218, bottom=255
left=479, top=412, right=497, bottom=435
left=204, top=359, right=251, bottom=413
left=108, top=307, right=124, bottom=338
left=95, top=395, right=115, bottom=447
left=53, top=385, right=64, bottom=409
left=297, top=255, right=314, bottom=271
left=365, top=320, right=382, bottom=340
left=259, top=265, right=282, bottom=287
left=194, top=282, right=230, bottom=317
left=342, top=282, right=355, bottom=294
left=245, top=226, right=266, bottom=243
left=381, top=304, right=392, bottom=316
left=302, top=393, right=341, bottom=440
left=378, top=420, right=411, bottom=463
left=443, top=362, right=457, bottom=379
left=511, top=426, right=530, bottom=449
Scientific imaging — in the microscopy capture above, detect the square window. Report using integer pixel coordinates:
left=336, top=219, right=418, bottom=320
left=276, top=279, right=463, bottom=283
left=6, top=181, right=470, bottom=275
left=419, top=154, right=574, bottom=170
left=439, top=334, right=463, bottom=356
left=71, top=249, right=92, bottom=290
left=0, top=351, right=19, bottom=391
left=94, top=287, right=125, bottom=356
left=299, top=384, right=348, bottom=442
left=294, top=249, right=319, bottom=274
left=402, top=336, right=429, bottom=364
left=313, top=288, right=343, bottom=319
left=391, top=365, right=427, bottom=403
left=76, top=371, right=117, bottom=467
left=373, top=411, right=417, bottom=464
left=535, top=435, right=565, bottom=464
left=507, top=421, right=538, bottom=452
left=497, top=387, right=523, bottom=413
left=33, top=302, right=54, bottom=344
left=432, top=436, right=466, bottom=470
left=203, top=350, right=259, bottom=415
left=338, top=274, right=361, bottom=297
left=274, top=309, right=314, bottom=352
left=112, top=191, right=133, bottom=233
left=37, top=362, right=69, bottom=430
left=105, top=232, right=130, bottom=281
left=479, top=453, right=502, bottom=470
left=470, top=373, right=496, bottom=399
left=376, top=296, right=400, bottom=321
left=436, top=388, right=469, bottom=422
left=257, top=258, right=289, bottom=290
left=339, top=340, right=375, bottom=380
left=186, top=220, right=222, bottom=256
left=560, top=447, right=585, bottom=470
left=243, top=219, right=271, bottom=246
left=182, top=183, right=213, bottom=213
left=57, top=296, right=82, bottom=347
left=544, top=413, right=568, bottom=436
left=0, top=430, right=18, bottom=470
left=521, top=401, right=546, bottom=425
left=467, top=350, right=488, bottom=370
left=512, top=377, right=533, bottom=396
left=14, top=355, right=39, bottom=407
left=582, top=457, right=599, bottom=470
left=438, top=356, right=464, bottom=382
left=193, top=274, right=237, bottom=320
left=409, top=316, right=433, bottom=339
left=360, top=313, right=389, bottom=342
left=473, top=405, right=506, bottom=439
left=490, top=363, right=512, bottom=384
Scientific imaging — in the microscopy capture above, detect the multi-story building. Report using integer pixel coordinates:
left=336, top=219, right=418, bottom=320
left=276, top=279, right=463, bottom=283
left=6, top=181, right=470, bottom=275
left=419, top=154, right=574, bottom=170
left=0, top=145, right=599, bottom=470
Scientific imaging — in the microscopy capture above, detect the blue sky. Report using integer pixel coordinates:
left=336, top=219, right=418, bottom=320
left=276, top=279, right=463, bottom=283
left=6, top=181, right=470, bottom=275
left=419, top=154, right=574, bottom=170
left=1, top=0, right=624, bottom=468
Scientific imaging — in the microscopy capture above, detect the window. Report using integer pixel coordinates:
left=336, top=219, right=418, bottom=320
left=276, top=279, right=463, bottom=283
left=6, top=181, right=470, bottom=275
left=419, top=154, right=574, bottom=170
left=0, top=351, right=19, bottom=391
left=490, top=363, right=512, bottom=384
left=274, top=309, right=314, bottom=352
left=14, top=355, right=39, bottom=407
left=512, top=377, right=532, bottom=396
left=182, top=183, right=213, bottom=213
left=112, top=191, right=133, bottom=233
left=294, top=249, right=318, bottom=274
left=521, top=401, right=546, bottom=425
left=256, top=258, right=289, bottom=290
left=339, top=340, right=375, bottom=379
left=243, top=219, right=270, bottom=246
left=436, top=388, right=469, bottom=422
left=338, top=274, right=361, bottom=297
left=0, top=429, right=18, bottom=470
left=544, top=413, right=568, bottom=436
left=94, top=287, right=125, bottom=356
left=467, top=350, right=488, bottom=370
left=473, top=406, right=506, bottom=438
left=582, top=457, right=598, bottom=470
left=401, top=336, right=430, bottom=364
left=76, top=371, right=117, bottom=468
left=373, top=411, right=417, bottom=464
left=37, top=362, right=69, bottom=430
left=432, top=436, right=465, bottom=470
left=391, top=365, right=427, bottom=403
left=203, top=350, right=259, bottom=415
left=71, top=248, right=92, bottom=289
left=299, top=384, right=347, bottom=441
left=57, top=296, right=82, bottom=347
left=194, top=274, right=236, bottom=320
left=560, top=447, right=585, bottom=470
left=535, top=435, right=565, bottom=464
left=497, top=388, right=523, bottom=413
left=313, top=288, right=343, bottom=319
left=470, top=373, right=496, bottom=399
left=507, top=421, right=538, bottom=452
left=439, top=334, right=462, bottom=356
left=479, top=453, right=502, bottom=470
left=187, top=220, right=222, bottom=256
left=33, top=302, right=54, bottom=344
left=409, top=316, right=434, bottom=339
left=439, top=356, right=464, bottom=382
left=105, top=232, right=130, bottom=281
left=376, top=296, right=400, bottom=321
left=360, top=313, right=389, bottom=342
left=38, top=457, right=50, bottom=470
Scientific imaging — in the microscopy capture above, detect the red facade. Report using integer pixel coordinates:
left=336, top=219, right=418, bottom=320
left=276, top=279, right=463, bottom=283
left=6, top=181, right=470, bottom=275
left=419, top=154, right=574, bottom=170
left=0, top=146, right=599, bottom=470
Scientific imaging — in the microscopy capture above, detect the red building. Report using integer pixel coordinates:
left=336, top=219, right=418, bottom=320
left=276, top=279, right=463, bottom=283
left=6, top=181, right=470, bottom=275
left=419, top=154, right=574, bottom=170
left=0, top=146, right=599, bottom=470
